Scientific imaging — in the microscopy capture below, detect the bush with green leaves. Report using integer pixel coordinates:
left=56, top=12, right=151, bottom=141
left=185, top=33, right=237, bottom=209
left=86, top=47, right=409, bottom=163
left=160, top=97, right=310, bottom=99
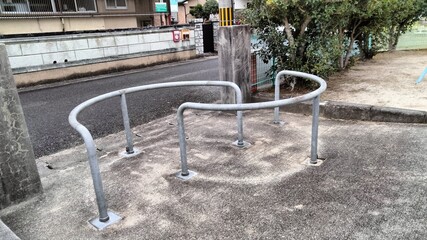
left=243, top=0, right=426, bottom=84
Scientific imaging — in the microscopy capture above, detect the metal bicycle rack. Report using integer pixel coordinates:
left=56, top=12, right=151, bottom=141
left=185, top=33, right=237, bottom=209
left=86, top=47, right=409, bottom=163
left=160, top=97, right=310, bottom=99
left=69, top=81, right=244, bottom=229
left=69, top=71, right=327, bottom=230
left=176, top=70, right=327, bottom=179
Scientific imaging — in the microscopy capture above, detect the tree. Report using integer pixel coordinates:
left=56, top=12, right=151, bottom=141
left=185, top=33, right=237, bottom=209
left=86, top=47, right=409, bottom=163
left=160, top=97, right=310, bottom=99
left=243, top=0, right=345, bottom=79
left=203, top=0, right=219, bottom=19
left=335, top=0, right=390, bottom=63
left=243, top=0, right=427, bottom=84
left=386, top=0, right=427, bottom=51
left=189, top=0, right=218, bottom=21
left=189, top=4, right=204, bottom=19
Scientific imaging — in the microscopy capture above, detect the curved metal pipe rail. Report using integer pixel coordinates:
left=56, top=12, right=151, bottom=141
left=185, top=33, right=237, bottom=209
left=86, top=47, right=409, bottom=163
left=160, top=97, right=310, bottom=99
left=274, top=70, right=323, bottom=122
left=176, top=70, right=327, bottom=177
left=68, top=81, right=243, bottom=227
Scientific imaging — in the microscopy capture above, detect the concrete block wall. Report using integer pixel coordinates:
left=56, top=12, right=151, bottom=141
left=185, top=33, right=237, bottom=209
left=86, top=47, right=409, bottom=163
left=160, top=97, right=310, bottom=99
left=195, top=23, right=204, bottom=55
left=194, top=22, right=219, bottom=54
left=0, top=28, right=195, bottom=71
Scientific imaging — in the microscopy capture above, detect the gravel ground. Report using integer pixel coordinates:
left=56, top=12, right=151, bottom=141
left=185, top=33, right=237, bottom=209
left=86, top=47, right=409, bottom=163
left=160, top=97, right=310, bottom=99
left=322, top=50, right=427, bottom=111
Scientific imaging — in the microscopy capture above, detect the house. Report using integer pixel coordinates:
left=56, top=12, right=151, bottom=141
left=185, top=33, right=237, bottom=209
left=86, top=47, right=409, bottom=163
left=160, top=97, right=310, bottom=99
left=177, top=0, right=206, bottom=24
left=0, top=0, right=203, bottom=87
left=0, top=0, right=158, bottom=36
left=0, top=0, right=249, bottom=36
left=176, top=0, right=249, bottom=25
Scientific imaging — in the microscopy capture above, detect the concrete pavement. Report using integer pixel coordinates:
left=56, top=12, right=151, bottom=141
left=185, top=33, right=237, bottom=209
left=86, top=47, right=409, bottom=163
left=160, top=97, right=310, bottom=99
left=1, top=109, right=426, bottom=239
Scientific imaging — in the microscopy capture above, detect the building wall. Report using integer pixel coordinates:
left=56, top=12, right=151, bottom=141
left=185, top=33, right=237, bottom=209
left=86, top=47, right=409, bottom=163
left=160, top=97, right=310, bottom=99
left=97, top=0, right=136, bottom=13
left=0, top=17, right=139, bottom=35
left=104, top=17, right=138, bottom=29
left=134, top=0, right=154, bottom=26
left=0, top=0, right=142, bottom=35
left=14, top=49, right=196, bottom=86
left=135, top=0, right=153, bottom=14
left=234, top=0, right=249, bottom=9
left=153, top=14, right=169, bottom=27
left=63, top=17, right=107, bottom=31
left=178, top=5, right=187, bottom=24
left=0, top=19, right=63, bottom=35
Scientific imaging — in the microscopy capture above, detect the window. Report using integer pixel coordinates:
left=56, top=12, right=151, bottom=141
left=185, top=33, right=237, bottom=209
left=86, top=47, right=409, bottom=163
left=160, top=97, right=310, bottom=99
left=0, top=0, right=96, bottom=13
left=60, top=0, right=96, bottom=12
left=0, top=0, right=30, bottom=13
left=28, top=0, right=54, bottom=12
left=106, top=0, right=127, bottom=9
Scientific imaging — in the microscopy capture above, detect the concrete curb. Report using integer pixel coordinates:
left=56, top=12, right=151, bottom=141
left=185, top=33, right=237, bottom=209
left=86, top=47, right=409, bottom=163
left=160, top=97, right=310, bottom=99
left=0, top=219, right=20, bottom=240
left=252, top=96, right=427, bottom=124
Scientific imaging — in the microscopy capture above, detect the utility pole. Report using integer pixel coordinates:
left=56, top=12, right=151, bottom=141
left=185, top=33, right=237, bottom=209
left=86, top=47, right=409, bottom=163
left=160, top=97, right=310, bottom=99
left=218, top=0, right=251, bottom=103
left=219, top=0, right=233, bottom=26
left=0, top=44, right=42, bottom=209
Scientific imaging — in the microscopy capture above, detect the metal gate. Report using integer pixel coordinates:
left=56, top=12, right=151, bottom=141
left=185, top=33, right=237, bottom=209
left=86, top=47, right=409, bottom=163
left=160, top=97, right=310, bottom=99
left=202, top=23, right=214, bottom=53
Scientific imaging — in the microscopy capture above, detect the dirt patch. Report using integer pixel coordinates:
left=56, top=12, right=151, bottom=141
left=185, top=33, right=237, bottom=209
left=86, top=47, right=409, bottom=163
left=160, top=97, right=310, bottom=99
left=323, top=50, right=427, bottom=111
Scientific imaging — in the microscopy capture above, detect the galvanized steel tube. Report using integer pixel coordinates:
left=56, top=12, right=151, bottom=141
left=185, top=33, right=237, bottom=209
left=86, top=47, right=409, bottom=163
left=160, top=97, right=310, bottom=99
left=311, top=96, right=320, bottom=164
left=73, top=124, right=110, bottom=222
left=177, top=71, right=327, bottom=176
left=273, top=73, right=281, bottom=123
left=69, top=81, right=243, bottom=221
left=273, top=70, right=324, bottom=123
left=120, top=93, right=134, bottom=154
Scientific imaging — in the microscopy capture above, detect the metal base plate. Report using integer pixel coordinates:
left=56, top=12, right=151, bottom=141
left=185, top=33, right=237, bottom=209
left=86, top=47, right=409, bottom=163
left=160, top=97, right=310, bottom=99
left=302, top=158, right=324, bottom=167
left=176, top=170, right=197, bottom=181
left=232, top=140, right=251, bottom=149
left=119, top=148, right=141, bottom=158
left=273, top=120, right=286, bottom=125
left=89, top=211, right=122, bottom=230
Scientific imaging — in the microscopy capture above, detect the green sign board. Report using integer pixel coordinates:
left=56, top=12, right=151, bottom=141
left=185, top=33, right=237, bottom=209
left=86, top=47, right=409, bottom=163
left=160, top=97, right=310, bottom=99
left=155, top=2, right=168, bottom=13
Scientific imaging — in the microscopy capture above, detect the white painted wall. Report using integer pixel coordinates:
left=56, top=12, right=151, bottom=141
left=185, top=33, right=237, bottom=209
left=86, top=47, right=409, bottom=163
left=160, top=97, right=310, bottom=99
left=1, top=29, right=195, bottom=70
left=235, top=0, right=249, bottom=9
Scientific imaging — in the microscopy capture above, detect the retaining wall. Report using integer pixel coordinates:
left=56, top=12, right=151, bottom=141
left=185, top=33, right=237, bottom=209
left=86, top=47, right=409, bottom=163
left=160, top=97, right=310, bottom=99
left=0, top=28, right=195, bottom=86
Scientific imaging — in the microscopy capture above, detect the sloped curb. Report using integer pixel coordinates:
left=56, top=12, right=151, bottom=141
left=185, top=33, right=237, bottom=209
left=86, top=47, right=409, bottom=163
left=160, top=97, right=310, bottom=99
left=0, top=219, right=20, bottom=240
left=252, top=96, right=427, bottom=124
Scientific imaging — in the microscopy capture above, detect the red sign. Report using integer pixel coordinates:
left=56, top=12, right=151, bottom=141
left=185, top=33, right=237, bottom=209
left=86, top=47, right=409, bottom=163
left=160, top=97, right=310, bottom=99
left=173, top=30, right=180, bottom=42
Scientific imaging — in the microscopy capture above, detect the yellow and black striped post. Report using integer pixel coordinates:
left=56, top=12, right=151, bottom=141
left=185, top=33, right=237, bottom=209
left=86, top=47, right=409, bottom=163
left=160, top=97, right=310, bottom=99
left=219, top=0, right=233, bottom=26
left=219, top=7, right=233, bottom=26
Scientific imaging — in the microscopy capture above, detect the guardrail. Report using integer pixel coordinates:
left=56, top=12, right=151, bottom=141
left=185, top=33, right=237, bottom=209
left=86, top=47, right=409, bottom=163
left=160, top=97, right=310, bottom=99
left=68, top=81, right=244, bottom=229
left=69, top=71, right=327, bottom=229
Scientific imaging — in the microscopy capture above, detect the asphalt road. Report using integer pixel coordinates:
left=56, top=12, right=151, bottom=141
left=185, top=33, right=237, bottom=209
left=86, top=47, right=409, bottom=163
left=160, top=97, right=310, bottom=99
left=19, top=57, right=220, bottom=157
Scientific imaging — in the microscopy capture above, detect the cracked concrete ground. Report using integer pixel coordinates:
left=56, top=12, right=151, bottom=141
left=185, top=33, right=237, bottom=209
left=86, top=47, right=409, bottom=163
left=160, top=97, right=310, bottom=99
left=1, top=109, right=427, bottom=239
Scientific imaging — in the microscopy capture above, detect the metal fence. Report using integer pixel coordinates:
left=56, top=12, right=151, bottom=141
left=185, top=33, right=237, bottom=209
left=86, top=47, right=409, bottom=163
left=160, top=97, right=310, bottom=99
left=250, top=34, right=276, bottom=93
left=250, top=50, right=276, bottom=93
left=397, top=30, right=427, bottom=50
